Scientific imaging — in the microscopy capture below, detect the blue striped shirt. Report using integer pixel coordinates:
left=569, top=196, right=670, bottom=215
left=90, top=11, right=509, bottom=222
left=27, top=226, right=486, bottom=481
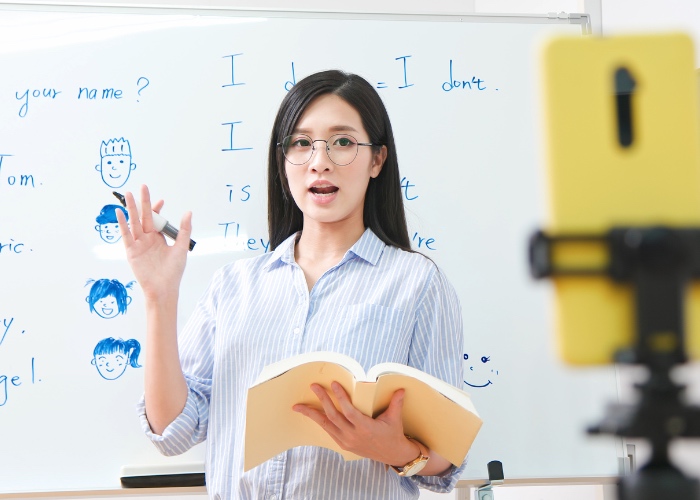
left=138, top=228, right=466, bottom=499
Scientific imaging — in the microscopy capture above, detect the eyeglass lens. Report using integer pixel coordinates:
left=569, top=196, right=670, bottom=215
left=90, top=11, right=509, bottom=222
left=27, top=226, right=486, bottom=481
left=281, top=134, right=360, bottom=166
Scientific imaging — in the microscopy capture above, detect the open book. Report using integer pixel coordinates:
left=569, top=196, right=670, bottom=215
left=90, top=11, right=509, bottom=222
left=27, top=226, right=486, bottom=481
left=244, top=351, right=482, bottom=472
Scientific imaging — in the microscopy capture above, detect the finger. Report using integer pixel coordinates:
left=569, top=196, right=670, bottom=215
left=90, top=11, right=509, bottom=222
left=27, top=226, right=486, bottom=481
left=331, top=381, right=365, bottom=425
left=152, top=199, right=164, bottom=213
left=174, top=211, right=193, bottom=252
left=115, top=205, right=134, bottom=247
left=139, top=184, right=155, bottom=232
left=377, top=389, right=405, bottom=425
left=293, top=404, right=342, bottom=436
left=310, top=384, right=351, bottom=431
left=123, top=190, right=144, bottom=238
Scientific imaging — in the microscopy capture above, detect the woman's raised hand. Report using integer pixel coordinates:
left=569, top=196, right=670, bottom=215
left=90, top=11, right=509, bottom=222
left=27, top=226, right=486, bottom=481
left=115, top=184, right=192, bottom=302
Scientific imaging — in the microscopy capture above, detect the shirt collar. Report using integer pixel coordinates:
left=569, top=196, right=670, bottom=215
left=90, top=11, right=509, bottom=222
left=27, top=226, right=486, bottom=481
left=263, top=228, right=386, bottom=271
left=346, top=228, right=385, bottom=266
left=262, top=232, right=298, bottom=271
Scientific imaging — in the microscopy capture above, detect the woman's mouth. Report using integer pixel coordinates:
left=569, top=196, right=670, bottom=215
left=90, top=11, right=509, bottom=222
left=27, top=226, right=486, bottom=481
left=309, top=185, right=339, bottom=195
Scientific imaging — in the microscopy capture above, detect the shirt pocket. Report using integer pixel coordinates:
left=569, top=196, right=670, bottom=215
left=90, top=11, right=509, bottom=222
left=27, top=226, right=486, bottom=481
left=334, top=303, right=411, bottom=369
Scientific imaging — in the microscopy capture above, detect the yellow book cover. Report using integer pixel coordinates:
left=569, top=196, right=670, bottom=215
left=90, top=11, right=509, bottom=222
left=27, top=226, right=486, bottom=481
left=244, top=351, right=482, bottom=472
left=540, top=33, right=700, bottom=364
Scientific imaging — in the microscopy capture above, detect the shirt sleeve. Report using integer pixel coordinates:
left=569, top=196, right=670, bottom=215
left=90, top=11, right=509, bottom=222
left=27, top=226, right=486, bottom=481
left=136, top=267, right=222, bottom=455
left=408, top=263, right=466, bottom=492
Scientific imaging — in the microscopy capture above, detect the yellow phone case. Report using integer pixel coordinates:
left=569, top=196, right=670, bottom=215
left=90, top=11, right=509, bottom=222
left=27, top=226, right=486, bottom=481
left=540, top=33, right=700, bottom=365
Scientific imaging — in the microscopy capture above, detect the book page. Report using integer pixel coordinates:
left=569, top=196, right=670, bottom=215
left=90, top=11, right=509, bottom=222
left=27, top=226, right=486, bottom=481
left=370, top=373, right=482, bottom=467
left=252, top=351, right=367, bottom=385
left=366, top=362, right=478, bottom=415
left=245, top=360, right=362, bottom=471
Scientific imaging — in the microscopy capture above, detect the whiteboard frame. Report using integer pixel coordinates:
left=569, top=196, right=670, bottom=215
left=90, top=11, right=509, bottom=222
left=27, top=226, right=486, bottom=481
left=0, top=1, right=592, bottom=34
left=0, top=3, right=605, bottom=494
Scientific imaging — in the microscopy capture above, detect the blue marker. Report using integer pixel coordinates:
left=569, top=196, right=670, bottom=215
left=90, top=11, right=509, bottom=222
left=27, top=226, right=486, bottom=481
left=112, top=191, right=196, bottom=251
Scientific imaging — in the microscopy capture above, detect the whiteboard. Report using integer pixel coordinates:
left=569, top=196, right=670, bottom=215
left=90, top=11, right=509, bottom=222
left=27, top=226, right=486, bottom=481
left=0, top=7, right=622, bottom=494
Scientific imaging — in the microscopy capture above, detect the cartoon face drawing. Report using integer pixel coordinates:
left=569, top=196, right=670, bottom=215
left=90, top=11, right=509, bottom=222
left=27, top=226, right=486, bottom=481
left=91, top=337, right=142, bottom=380
left=94, top=296, right=119, bottom=319
left=96, top=223, right=120, bottom=243
left=464, top=353, right=499, bottom=388
left=95, top=138, right=136, bottom=188
left=85, top=279, right=135, bottom=319
left=93, top=352, right=127, bottom=380
left=95, top=204, right=128, bottom=244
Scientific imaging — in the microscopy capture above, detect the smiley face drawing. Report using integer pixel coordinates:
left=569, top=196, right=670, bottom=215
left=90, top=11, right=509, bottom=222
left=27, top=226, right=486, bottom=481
left=463, top=353, right=499, bottom=388
left=91, top=337, right=142, bottom=380
left=95, top=204, right=129, bottom=244
left=95, top=138, right=136, bottom=189
left=85, top=278, right=135, bottom=319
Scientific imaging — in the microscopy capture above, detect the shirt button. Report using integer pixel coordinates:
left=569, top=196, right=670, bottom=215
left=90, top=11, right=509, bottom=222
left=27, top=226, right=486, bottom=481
left=275, top=453, right=285, bottom=461
left=293, top=327, right=300, bottom=335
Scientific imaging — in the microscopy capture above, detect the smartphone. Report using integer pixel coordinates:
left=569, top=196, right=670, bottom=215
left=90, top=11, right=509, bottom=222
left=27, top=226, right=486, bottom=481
left=540, top=33, right=700, bottom=364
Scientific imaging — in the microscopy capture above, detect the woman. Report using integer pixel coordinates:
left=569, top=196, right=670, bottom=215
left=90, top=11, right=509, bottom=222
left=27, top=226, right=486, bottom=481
left=117, top=70, right=465, bottom=499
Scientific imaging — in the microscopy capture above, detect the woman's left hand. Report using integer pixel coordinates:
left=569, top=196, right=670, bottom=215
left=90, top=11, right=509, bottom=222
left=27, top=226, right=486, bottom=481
left=292, top=382, right=418, bottom=466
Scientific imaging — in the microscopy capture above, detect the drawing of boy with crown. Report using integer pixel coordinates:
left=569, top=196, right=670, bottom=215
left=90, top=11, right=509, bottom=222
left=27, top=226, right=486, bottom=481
left=95, top=138, right=136, bottom=188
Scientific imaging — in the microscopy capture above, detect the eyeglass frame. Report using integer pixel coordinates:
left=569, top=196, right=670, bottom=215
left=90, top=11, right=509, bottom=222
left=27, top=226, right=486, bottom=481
left=276, top=133, right=378, bottom=166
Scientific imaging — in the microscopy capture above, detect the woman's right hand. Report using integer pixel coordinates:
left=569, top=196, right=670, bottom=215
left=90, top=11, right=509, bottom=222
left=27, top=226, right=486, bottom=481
left=115, top=184, right=192, bottom=302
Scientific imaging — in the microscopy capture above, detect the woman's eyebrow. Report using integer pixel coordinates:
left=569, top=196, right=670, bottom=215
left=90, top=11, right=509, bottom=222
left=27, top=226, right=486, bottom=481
left=293, top=125, right=360, bottom=134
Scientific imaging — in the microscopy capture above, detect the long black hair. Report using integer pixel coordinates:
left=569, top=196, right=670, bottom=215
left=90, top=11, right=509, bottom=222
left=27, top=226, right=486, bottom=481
left=267, top=70, right=411, bottom=251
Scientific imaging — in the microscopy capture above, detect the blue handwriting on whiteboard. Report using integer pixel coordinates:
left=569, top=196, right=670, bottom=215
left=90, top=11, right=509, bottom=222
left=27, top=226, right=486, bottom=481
left=227, top=183, right=251, bottom=202
left=222, top=122, right=253, bottom=152
left=0, top=317, right=26, bottom=347
left=0, top=154, right=38, bottom=189
left=219, top=222, right=270, bottom=252
left=396, top=55, right=414, bottom=89
left=85, top=279, right=135, bottom=319
left=464, top=352, right=499, bottom=388
left=412, top=232, right=436, bottom=250
left=0, top=357, right=37, bottom=407
left=78, top=87, right=123, bottom=100
left=285, top=62, right=297, bottom=91
left=400, top=177, right=418, bottom=201
left=0, top=238, right=28, bottom=255
left=95, top=138, right=136, bottom=188
left=442, top=60, right=488, bottom=92
left=91, top=337, right=142, bottom=380
left=377, top=55, right=414, bottom=89
left=136, top=77, right=150, bottom=101
left=95, top=204, right=129, bottom=244
left=15, top=88, right=62, bottom=118
left=0, top=317, right=14, bottom=347
left=223, top=54, right=245, bottom=87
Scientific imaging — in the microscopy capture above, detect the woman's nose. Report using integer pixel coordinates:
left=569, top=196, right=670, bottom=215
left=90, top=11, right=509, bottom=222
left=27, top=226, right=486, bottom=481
left=308, top=143, right=333, bottom=171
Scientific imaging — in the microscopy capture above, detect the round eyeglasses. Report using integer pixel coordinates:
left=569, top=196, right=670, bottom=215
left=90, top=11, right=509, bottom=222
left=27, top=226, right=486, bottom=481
left=278, top=134, right=375, bottom=166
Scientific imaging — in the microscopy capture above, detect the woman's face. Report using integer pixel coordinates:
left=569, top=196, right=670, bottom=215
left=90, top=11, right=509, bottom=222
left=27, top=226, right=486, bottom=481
left=284, top=94, right=386, bottom=229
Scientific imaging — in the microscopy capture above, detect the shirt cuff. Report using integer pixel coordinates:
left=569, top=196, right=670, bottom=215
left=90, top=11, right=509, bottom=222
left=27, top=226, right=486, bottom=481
left=411, top=455, right=468, bottom=493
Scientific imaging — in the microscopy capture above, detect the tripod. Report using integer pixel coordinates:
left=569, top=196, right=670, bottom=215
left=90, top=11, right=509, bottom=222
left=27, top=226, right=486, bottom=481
left=530, top=227, right=700, bottom=500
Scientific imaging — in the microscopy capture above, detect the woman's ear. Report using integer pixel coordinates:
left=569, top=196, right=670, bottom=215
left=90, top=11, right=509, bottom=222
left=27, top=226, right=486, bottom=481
left=370, top=146, right=387, bottom=179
